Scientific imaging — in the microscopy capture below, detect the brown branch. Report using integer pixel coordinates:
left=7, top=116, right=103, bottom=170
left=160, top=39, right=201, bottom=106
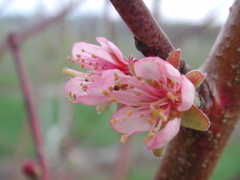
left=110, top=0, right=173, bottom=60
left=155, top=1, right=240, bottom=180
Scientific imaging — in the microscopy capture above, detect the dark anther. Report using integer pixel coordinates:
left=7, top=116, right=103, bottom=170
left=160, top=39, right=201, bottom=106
left=114, top=85, right=120, bottom=91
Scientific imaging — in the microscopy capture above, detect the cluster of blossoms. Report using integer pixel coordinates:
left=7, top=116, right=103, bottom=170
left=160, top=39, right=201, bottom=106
left=64, top=37, right=210, bottom=157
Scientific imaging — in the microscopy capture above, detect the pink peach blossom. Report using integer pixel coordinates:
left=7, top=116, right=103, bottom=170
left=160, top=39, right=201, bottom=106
left=63, top=37, right=134, bottom=112
left=63, top=39, right=210, bottom=155
left=107, top=57, right=196, bottom=151
left=71, top=37, right=132, bottom=74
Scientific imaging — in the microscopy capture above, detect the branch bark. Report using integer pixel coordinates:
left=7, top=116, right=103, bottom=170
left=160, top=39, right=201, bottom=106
left=155, top=1, right=240, bottom=179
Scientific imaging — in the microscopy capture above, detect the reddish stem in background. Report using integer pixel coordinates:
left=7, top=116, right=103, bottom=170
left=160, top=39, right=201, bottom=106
left=113, top=138, right=132, bottom=180
left=8, top=34, right=51, bottom=180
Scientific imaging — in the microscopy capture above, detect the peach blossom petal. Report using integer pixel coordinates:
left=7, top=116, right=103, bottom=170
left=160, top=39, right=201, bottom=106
left=110, top=106, right=151, bottom=134
left=75, top=95, right=109, bottom=106
left=147, top=118, right=181, bottom=150
left=134, top=57, right=162, bottom=80
left=159, top=62, right=181, bottom=82
left=177, top=75, right=195, bottom=111
left=72, top=41, right=123, bottom=67
left=96, top=37, right=128, bottom=65
left=87, top=70, right=123, bottom=96
left=65, top=77, right=87, bottom=97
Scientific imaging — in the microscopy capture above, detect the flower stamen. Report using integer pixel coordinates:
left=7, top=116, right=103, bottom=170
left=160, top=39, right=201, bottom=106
left=91, top=54, right=97, bottom=58
left=120, top=134, right=128, bottom=143
left=144, top=133, right=155, bottom=144
left=68, top=91, right=72, bottom=97
left=127, top=109, right=133, bottom=117
left=111, top=118, right=117, bottom=124
left=147, top=118, right=154, bottom=124
left=67, top=56, right=75, bottom=63
left=63, top=67, right=94, bottom=81
left=109, top=97, right=117, bottom=102
left=114, top=73, right=119, bottom=80
left=108, top=86, right=114, bottom=92
left=80, top=64, right=84, bottom=69
left=150, top=98, right=168, bottom=110
left=102, top=90, right=110, bottom=96
left=167, top=91, right=176, bottom=101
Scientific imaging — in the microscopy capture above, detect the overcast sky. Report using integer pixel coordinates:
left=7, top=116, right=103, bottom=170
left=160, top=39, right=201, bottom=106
left=1, top=0, right=234, bottom=24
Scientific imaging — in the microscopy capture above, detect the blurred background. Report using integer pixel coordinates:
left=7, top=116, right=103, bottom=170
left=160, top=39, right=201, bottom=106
left=0, top=0, right=240, bottom=179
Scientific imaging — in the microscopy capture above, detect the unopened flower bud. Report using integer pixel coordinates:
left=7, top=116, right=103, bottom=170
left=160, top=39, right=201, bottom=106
left=22, top=161, right=41, bottom=179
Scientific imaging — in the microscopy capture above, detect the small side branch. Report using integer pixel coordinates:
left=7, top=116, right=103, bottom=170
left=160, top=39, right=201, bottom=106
left=8, top=34, right=51, bottom=180
left=113, top=139, right=132, bottom=180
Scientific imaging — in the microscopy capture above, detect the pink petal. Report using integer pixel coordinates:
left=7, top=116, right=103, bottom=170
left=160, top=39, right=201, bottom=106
left=134, top=57, right=181, bottom=82
left=133, top=57, right=162, bottom=80
left=72, top=42, right=103, bottom=59
left=110, top=91, right=141, bottom=105
left=65, top=77, right=87, bottom=96
left=110, top=89, right=157, bottom=106
left=72, top=39, right=126, bottom=67
left=159, top=62, right=181, bottom=82
left=147, top=118, right=181, bottom=150
left=87, top=69, right=123, bottom=96
left=96, top=37, right=128, bottom=65
left=122, top=75, right=163, bottom=97
left=110, top=106, right=151, bottom=134
left=177, top=75, right=195, bottom=111
left=65, top=77, right=109, bottom=106
left=75, top=95, right=109, bottom=106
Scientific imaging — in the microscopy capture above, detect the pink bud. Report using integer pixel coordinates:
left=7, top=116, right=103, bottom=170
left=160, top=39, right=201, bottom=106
left=22, top=161, right=41, bottom=179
